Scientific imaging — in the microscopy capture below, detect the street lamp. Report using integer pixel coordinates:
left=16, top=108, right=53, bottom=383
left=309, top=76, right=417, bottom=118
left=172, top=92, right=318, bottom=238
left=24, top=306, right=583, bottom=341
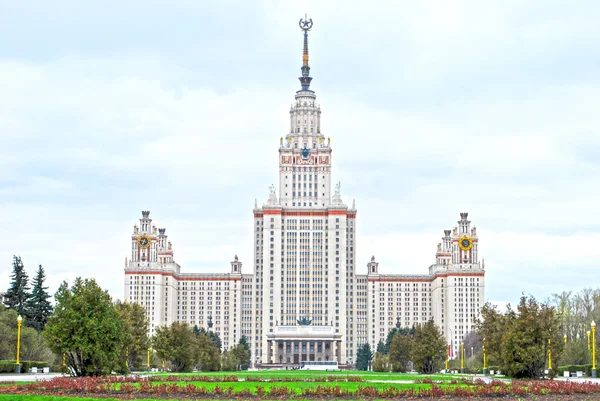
left=147, top=347, right=151, bottom=371
left=471, top=346, right=474, bottom=358
left=547, top=338, right=552, bottom=372
left=588, top=331, right=591, bottom=350
left=564, top=334, right=567, bottom=345
left=15, top=315, right=23, bottom=373
left=592, top=321, right=597, bottom=378
left=482, top=338, right=487, bottom=375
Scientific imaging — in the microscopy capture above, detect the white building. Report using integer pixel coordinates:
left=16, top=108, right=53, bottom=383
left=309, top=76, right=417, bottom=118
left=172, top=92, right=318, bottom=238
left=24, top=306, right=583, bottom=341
left=124, top=17, right=485, bottom=366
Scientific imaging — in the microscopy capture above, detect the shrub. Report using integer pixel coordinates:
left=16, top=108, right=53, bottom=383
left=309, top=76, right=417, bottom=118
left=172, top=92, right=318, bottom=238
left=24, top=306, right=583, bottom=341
left=0, top=360, right=49, bottom=373
left=557, top=364, right=593, bottom=377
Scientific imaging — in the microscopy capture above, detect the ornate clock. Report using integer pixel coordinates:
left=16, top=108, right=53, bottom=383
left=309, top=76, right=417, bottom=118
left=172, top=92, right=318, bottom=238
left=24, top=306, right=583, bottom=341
left=301, top=144, right=311, bottom=160
left=458, top=235, right=473, bottom=251
left=138, top=234, right=151, bottom=249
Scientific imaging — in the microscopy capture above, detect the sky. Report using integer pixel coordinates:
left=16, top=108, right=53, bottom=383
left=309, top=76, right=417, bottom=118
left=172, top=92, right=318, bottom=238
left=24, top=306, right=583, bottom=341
left=1, top=0, right=599, bottom=310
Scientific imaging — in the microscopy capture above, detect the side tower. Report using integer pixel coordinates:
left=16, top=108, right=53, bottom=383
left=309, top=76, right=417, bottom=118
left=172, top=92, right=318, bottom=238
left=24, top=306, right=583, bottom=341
left=430, top=212, right=485, bottom=358
left=124, top=211, right=180, bottom=335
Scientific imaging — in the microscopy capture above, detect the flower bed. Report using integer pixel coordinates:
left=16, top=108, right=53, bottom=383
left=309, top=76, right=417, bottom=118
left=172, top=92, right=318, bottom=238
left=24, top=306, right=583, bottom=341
left=2, top=376, right=599, bottom=399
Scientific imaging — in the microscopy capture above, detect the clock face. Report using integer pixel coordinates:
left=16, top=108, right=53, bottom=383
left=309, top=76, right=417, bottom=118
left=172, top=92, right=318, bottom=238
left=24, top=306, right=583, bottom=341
left=301, top=146, right=311, bottom=160
left=138, top=234, right=150, bottom=249
left=458, top=235, right=473, bottom=251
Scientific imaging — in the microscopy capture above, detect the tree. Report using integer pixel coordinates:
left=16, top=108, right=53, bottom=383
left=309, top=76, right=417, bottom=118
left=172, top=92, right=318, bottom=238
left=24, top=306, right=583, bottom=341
left=221, top=349, right=240, bottom=371
left=44, top=278, right=124, bottom=376
left=477, top=295, right=564, bottom=378
left=26, top=265, right=53, bottom=332
left=0, top=305, right=55, bottom=363
left=410, top=320, right=446, bottom=374
left=197, top=332, right=221, bottom=371
left=372, top=352, right=390, bottom=372
left=4, top=256, right=31, bottom=318
left=376, top=341, right=386, bottom=354
left=193, top=325, right=222, bottom=351
left=115, top=301, right=149, bottom=372
left=356, top=343, right=373, bottom=371
left=233, top=336, right=251, bottom=370
left=388, top=332, right=413, bottom=372
left=384, top=326, right=415, bottom=355
left=153, top=322, right=199, bottom=372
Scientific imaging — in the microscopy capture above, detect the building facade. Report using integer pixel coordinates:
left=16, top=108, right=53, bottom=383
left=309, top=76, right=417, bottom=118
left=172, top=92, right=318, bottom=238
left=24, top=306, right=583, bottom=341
left=123, top=17, right=485, bottom=367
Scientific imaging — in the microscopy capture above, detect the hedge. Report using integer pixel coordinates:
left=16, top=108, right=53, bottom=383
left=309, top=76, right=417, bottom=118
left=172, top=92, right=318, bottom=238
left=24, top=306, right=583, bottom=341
left=557, top=364, right=593, bottom=377
left=0, top=360, right=51, bottom=373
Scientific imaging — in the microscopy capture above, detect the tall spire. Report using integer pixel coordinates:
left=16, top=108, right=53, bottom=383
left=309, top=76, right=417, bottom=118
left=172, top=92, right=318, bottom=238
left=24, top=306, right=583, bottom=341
left=298, top=14, right=313, bottom=91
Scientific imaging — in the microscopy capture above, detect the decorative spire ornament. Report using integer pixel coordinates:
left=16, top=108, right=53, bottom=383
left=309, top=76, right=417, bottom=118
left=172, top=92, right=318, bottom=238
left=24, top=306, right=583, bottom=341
left=298, top=14, right=313, bottom=91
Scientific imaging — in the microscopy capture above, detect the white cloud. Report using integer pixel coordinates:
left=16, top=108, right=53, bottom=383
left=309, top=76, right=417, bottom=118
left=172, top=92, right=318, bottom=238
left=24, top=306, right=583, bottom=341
left=0, top=1, right=599, bottom=308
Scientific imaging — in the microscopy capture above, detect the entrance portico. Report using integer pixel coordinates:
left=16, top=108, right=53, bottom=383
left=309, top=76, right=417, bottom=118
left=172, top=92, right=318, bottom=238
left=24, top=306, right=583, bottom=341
left=265, top=325, right=343, bottom=366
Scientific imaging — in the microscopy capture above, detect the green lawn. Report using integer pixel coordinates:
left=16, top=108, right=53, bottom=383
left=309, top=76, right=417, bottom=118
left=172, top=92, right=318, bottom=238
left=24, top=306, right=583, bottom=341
left=143, top=369, right=465, bottom=381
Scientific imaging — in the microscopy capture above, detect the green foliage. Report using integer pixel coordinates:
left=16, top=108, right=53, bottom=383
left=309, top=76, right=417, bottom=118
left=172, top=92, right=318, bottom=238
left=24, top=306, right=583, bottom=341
left=356, top=343, right=372, bottom=371
left=562, top=337, right=591, bottom=365
left=26, top=265, right=53, bottom=332
left=557, top=364, right=593, bottom=377
left=193, top=325, right=222, bottom=351
left=384, top=327, right=414, bottom=355
left=0, top=306, right=55, bottom=363
left=388, top=331, right=413, bottom=372
left=196, top=332, right=221, bottom=371
left=410, top=320, right=446, bottom=374
left=221, top=350, right=240, bottom=371
left=477, top=295, right=564, bottom=378
left=43, top=278, right=124, bottom=376
left=232, top=336, right=251, bottom=370
left=0, top=360, right=50, bottom=373
left=372, top=352, right=390, bottom=372
left=4, top=256, right=31, bottom=319
left=153, top=322, right=199, bottom=372
left=114, top=301, right=149, bottom=372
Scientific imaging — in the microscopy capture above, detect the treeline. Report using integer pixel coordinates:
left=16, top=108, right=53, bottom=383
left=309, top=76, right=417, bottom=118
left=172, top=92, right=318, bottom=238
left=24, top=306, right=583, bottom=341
left=3, top=256, right=53, bottom=331
left=551, top=289, right=600, bottom=366
left=3, top=256, right=250, bottom=376
left=357, top=321, right=447, bottom=373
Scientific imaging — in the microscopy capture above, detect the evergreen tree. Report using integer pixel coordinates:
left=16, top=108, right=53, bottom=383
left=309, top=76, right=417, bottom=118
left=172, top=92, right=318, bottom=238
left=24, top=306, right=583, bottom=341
left=27, top=264, right=53, bottom=331
left=356, top=343, right=373, bottom=371
left=4, top=256, right=31, bottom=318
left=115, top=301, right=149, bottom=372
left=376, top=341, right=386, bottom=354
left=233, top=336, right=251, bottom=370
left=410, top=320, right=447, bottom=374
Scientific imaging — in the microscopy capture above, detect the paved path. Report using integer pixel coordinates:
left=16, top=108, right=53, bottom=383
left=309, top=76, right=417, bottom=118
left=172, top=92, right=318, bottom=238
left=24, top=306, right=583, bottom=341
left=0, top=373, right=63, bottom=382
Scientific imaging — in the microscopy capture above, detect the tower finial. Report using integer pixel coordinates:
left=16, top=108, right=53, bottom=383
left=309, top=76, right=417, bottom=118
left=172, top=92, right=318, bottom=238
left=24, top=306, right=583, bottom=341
left=298, top=15, right=314, bottom=91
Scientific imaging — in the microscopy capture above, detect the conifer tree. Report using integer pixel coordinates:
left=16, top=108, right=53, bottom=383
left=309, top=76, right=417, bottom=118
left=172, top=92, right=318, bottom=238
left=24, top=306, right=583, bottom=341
left=27, top=265, right=53, bottom=331
left=3, top=256, right=31, bottom=318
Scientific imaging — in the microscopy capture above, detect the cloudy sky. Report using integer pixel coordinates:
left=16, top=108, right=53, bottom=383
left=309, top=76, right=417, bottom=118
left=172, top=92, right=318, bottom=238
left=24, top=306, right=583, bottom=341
left=1, top=0, right=599, bottom=309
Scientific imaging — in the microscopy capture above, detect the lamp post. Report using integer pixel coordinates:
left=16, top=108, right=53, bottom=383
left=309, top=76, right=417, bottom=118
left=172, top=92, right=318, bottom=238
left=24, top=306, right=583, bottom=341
left=564, top=334, right=567, bottom=345
left=588, top=331, right=591, bottom=350
left=460, top=342, right=465, bottom=374
left=483, top=339, right=487, bottom=375
left=592, top=321, right=597, bottom=378
left=147, top=347, right=151, bottom=371
left=547, top=338, right=552, bottom=372
left=15, top=315, right=22, bottom=373
left=471, top=346, right=474, bottom=358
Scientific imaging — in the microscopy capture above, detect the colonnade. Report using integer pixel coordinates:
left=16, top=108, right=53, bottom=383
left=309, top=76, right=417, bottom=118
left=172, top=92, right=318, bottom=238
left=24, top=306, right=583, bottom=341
left=266, top=340, right=341, bottom=365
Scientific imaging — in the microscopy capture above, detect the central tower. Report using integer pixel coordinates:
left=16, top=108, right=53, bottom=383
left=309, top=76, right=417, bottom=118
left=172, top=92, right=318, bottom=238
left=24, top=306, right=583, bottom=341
left=250, top=16, right=358, bottom=367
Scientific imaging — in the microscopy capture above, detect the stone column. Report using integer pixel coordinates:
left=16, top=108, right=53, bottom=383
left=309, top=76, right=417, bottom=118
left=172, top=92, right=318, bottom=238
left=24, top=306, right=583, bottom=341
left=322, top=341, right=326, bottom=361
left=337, top=341, right=341, bottom=364
left=267, top=341, right=272, bottom=364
